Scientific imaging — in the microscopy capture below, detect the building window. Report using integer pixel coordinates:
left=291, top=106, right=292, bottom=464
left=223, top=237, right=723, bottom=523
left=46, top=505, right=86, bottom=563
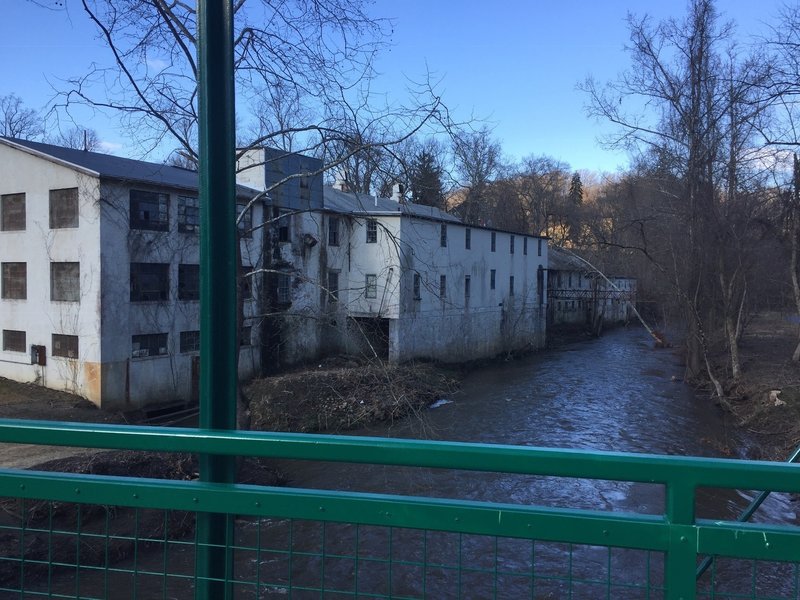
left=1, top=262, right=26, bottom=299
left=49, top=188, right=79, bottom=229
left=327, top=270, right=339, bottom=304
left=510, top=235, right=515, bottom=254
left=440, top=223, right=447, bottom=247
left=366, top=219, right=377, bottom=243
left=523, top=237, right=528, bottom=255
left=273, top=207, right=290, bottom=242
left=1, top=193, right=25, bottom=231
left=538, top=239, right=542, bottom=257
left=413, top=273, right=421, bottom=300
left=509, top=276, right=515, bottom=296
left=178, top=196, right=199, bottom=233
left=180, top=330, right=200, bottom=353
left=490, top=231, right=496, bottom=252
left=237, top=203, right=253, bottom=237
left=130, top=262, right=169, bottom=302
left=2, top=330, right=25, bottom=353
left=130, top=190, right=169, bottom=231
left=277, top=273, right=291, bottom=304
left=568, top=273, right=573, bottom=287
left=178, top=264, right=200, bottom=301
left=464, top=275, right=471, bottom=303
left=490, top=269, right=496, bottom=291
left=365, top=274, right=377, bottom=299
left=132, top=333, right=168, bottom=358
left=52, top=334, right=79, bottom=359
left=50, top=262, right=80, bottom=302
left=240, top=325, right=252, bottom=347
left=439, top=275, right=447, bottom=298
left=328, top=216, right=340, bottom=246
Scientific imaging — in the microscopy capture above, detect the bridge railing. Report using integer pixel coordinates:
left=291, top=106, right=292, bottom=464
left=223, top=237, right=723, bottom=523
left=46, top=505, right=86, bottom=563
left=0, top=418, right=798, bottom=599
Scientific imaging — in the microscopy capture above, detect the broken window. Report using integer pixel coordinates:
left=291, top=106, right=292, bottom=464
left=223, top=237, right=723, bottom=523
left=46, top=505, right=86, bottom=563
left=272, top=207, right=290, bottom=242
left=50, top=262, right=80, bottom=302
left=465, top=228, right=471, bottom=250
left=328, top=216, right=340, bottom=246
left=366, top=219, right=377, bottom=243
left=178, top=264, right=200, bottom=301
left=1, top=262, right=26, bottom=299
left=52, top=334, right=79, bottom=359
left=440, top=223, right=447, bottom=247
left=49, top=188, right=79, bottom=229
left=180, top=330, right=200, bottom=353
left=132, top=333, right=168, bottom=358
left=413, top=273, right=421, bottom=300
left=365, top=274, right=377, bottom=299
left=130, top=263, right=169, bottom=302
left=130, top=190, right=168, bottom=231
left=178, top=195, right=199, bottom=233
left=490, top=269, right=496, bottom=291
left=439, top=275, right=447, bottom=298
left=2, top=330, right=25, bottom=353
left=1, top=193, right=25, bottom=231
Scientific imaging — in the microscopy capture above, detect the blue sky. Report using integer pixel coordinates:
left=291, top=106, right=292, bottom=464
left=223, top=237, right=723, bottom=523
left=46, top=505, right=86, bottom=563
left=0, top=0, right=785, bottom=173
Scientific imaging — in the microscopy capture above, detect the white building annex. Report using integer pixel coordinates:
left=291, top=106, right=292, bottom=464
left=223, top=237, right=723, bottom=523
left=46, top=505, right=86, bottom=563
left=0, top=137, right=263, bottom=409
left=547, top=245, right=637, bottom=329
left=237, top=149, right=550, bottom=367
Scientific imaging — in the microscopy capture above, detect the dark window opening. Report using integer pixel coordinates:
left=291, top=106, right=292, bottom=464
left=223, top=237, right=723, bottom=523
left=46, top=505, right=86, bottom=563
left=178, top=196, right=199, bottom=233
left=365, top=274, right=377, bottom=299
left=439, top=275, right=447, bottom=298
left=366, top=219, right=377, bottom=243
left=1, top=262, right=26, bottom=299
left=465, top=228, right=471, bottom=250
left=510, top=235, right=515, bottom=254
left=523, top=237, right=528, bottom=255
left=327, top=270, right=339, bottom=304
left=178, top=264, right=200, bottom=301
left=132, top=333, right=168, bottom=358
left=464, top=275, right=471, bottom=303
left=490, top=231, right=496, bottom=252
left=510, top=276, right=515, bottom=296
left=130, top=190, right=168, bottom=231
left=1, top=193, right=25, bottom=231
left=440, top=223, right=447, bottom=247
left=180, top=330, right=200, bottom=353
left=413, top=273, right=421, bottom=300
left=328, top=217, right=340, bottom=246
left=490, top=269, right=496, bottom=290
left=240, top=325, right=252, bottom=347
left=277, top=273, right=291, bottom=304
left=130, top=262, right=169, bottom=302
left=237, top=203, right=253, bottom=237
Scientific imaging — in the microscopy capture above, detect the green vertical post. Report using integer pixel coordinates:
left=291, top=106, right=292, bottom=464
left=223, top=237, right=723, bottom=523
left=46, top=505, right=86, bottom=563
left=196, top=1, right=237, bottom=599
left=665, top=482, right=697, bottom=600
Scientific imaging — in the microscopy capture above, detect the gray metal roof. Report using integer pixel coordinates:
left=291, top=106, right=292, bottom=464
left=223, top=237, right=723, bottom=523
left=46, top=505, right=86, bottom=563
left=1, top=137, right=259, bottom=198
left=548, top=246, right=592, bottom=272
left=323, top=185, right=461, bottom=223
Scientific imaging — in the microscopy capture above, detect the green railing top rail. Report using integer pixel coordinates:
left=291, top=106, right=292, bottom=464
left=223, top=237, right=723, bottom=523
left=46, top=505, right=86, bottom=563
left=2, top=418, right=799, bottom=494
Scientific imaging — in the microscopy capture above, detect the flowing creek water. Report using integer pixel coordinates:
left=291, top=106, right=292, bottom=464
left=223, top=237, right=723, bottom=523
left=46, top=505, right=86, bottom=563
left=37, top=326, right=799, bottom=598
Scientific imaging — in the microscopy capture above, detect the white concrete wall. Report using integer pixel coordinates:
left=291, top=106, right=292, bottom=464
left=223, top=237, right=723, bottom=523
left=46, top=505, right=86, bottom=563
left=0, top=144, right=104, bottom=400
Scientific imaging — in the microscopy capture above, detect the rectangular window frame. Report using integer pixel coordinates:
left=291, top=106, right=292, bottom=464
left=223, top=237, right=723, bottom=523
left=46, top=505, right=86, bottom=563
left=440, top=223, right=447, bottom=247
left=50, top=262, right=80, bottom=302
left=439, top=275, right=447, bottom=299
left=328, top=216, right=340, bottom=246
left=240, top=325, right=252, bottom=347
left=464, top=275, right=471, bottom=303
left=130, top=190, right=169, bottom=231
left=510, top=275, right=515, bottom=296
left=538, top=238, right=542, bottom=257
left=1, top=193, right=25, bottom=231
left=510, top=235, right=515, bottom=254
left=237, top=203, right=253, bottom=238
left=130, top=262, right=170, bottom=302
left=413, top=273, right=421, bottom=300
left=178, top=264, right=200, bottom=301
left=465, top=228, right=471, bottom=250
left=177, top=195, right=199, bottom=233
left=2, top=329, right=25, bottom=353
left=490, top=231, right=496, bottom=252
left=523, top=237, right=528, bottom=255
left=49, top=188, right=79, bottom=229
left=277, top=273, right=291, bottom=304
left=490, top=269, right=496, bottom=291
left=179, top=330, right=200, bottom=353
left=365, top=274, right=378, bottom=299
left=366, top=219, right=378, bottom=244
left=1, top=262, right=26, bottom=299
left=131, top=333, right=168, bottom=359
left=52, top=334, right=79, bottom=359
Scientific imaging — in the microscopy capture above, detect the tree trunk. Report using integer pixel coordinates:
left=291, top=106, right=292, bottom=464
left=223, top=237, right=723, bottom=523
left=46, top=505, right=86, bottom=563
left=792, top=155, right=800, bottom=362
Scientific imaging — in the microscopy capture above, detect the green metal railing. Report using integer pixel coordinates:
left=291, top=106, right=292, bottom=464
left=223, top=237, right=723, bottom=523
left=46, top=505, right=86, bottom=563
left=0, top=418, right=799, bottom=599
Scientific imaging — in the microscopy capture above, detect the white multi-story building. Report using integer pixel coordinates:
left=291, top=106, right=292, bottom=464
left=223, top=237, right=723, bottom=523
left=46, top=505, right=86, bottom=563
left=0, top=137, right=263, bottom=409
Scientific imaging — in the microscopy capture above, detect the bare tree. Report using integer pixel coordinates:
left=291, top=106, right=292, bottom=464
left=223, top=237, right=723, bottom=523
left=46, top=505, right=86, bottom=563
left=451, top=126, right=503, bottom=225
left=52, top=127, right=102, bottom=151
left=0, top=94, right=43, bottom=139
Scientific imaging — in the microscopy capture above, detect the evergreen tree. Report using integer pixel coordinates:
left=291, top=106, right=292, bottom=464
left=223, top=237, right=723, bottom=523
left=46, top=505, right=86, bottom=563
left=409, top=149, right=445, bottom=209
left=568, top=172, right=584, bottom=205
